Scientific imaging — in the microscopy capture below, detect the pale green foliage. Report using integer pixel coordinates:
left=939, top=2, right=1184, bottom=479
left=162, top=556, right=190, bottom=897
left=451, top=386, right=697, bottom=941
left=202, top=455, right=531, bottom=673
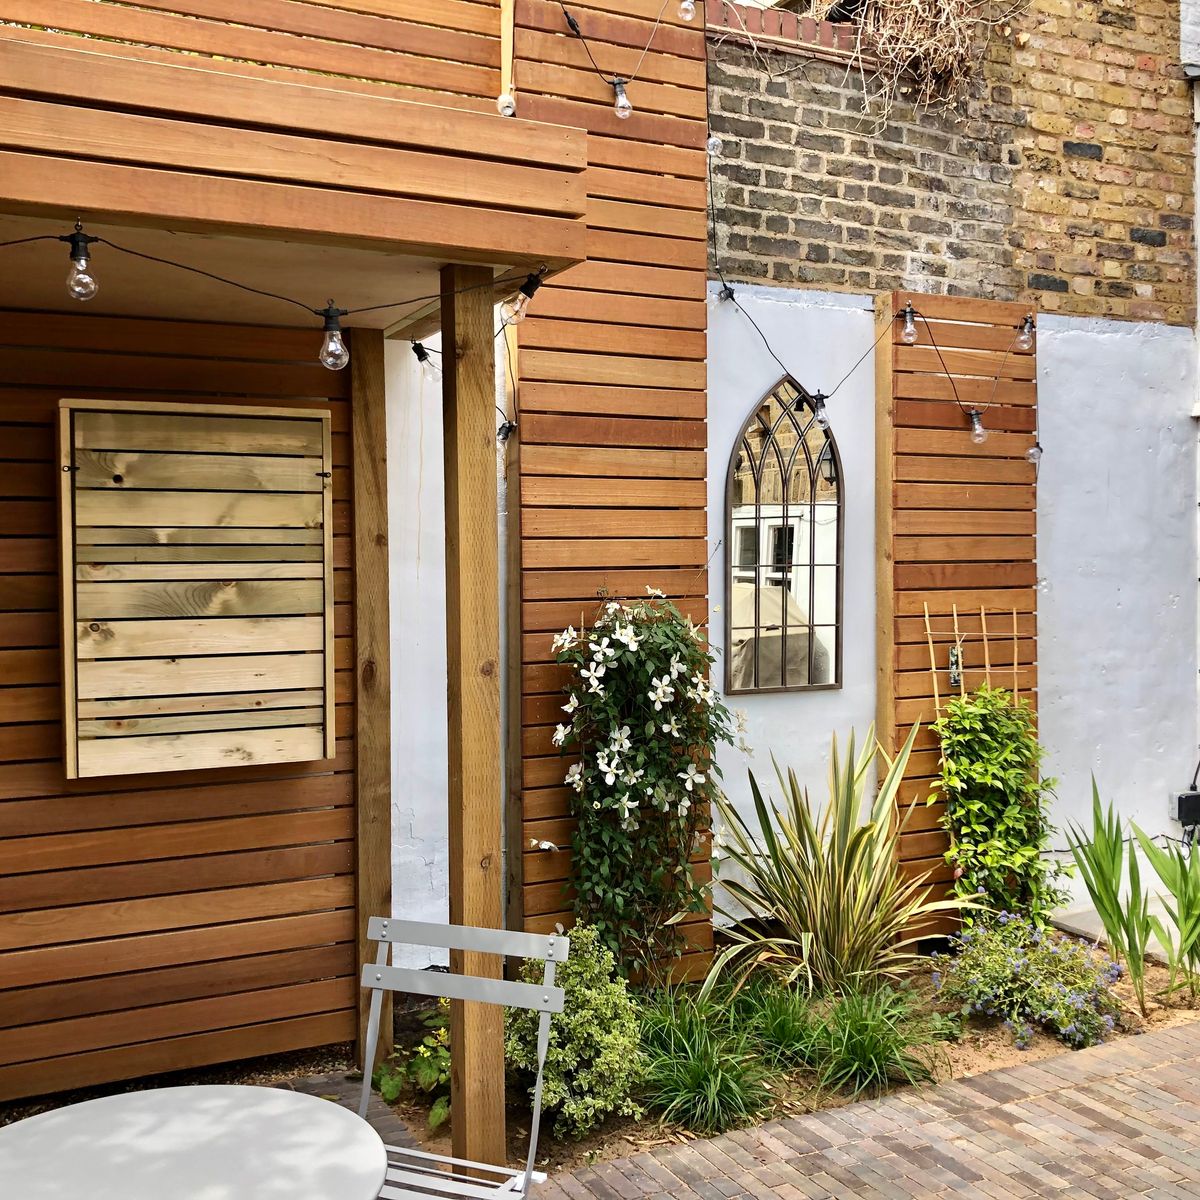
left=1133, top=826, right=1200, bottom=1004
left=505, top=924, right=643, bottom=1139
left=933, top=686, right=1069, bottom=924
left=1067, top=782, right=1152, bottom=1016
left=710, top=726, right=968, bottom=992
left=553, top=593, right=738, bottom=977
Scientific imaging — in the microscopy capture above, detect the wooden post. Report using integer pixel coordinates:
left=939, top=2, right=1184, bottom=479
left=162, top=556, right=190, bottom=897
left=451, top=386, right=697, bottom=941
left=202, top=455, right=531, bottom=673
left=351, top=328, right=393, bottom=1070
left=874, top=293, right=897, bottom=756
left=441, top=264, right=506, bottom=1164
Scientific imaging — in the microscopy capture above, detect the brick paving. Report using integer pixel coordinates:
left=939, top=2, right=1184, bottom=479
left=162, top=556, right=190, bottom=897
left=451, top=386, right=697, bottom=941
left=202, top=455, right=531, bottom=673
left=534, top=1024, right=1200, bottom=1199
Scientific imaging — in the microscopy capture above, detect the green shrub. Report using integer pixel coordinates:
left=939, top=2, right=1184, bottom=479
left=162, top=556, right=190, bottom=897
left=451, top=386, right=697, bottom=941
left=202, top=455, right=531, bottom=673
left=374, top=1000, right=452, bottom=1130
left=933, top=913, right=1122, bottom=1048
left=711, top=726, right=967, bottom=992
left=933, top=686, right=1069, bottom=924
left=730, top=977, right=817, bottom=1068
left=808, top=986, right=944, bottom=1097
left=505, top=923, right=643, bottom=1139
left=1067, top=782, right=1152, bottom=1016
left=639, top=986, right=775, bottom=1134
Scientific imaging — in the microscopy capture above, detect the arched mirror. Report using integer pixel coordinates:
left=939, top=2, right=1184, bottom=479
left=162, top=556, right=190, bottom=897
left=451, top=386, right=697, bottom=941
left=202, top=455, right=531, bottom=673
left=726, top=376, right=843, bottom=694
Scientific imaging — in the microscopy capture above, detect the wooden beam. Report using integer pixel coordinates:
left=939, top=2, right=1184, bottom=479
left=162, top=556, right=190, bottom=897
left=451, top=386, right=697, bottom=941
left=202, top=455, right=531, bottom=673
left=441, top=264, right=506, bottom=1164
left=351, top=328, right=392, bottom=1070
left=874, top=292, right=897, bottom=757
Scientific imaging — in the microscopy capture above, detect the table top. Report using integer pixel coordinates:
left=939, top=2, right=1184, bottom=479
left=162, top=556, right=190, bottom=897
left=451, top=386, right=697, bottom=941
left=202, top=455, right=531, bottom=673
left=0, top=1084, right=388, bottom=1200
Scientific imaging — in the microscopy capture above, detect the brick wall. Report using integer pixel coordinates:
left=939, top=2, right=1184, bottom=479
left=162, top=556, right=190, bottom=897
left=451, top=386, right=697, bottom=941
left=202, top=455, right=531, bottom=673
left=707, top=0, right=1196, bottom=324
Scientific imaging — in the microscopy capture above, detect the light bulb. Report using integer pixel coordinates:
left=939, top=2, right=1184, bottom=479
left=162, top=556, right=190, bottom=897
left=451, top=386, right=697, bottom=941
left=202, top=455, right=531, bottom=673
left=678, top=0, right=696, bottom=19
left=67, top=255, right=98, bottom=302
left=1015, top=313, right=1035, bottom=352
left=63, top=220, right=99, bottom=302
left=317, top=303, right=350, bottom=371
left=412, top=342, right=442, bottom=383
left=968, top=409, right=988, bottom=446
left=497, top=92, right=517, bottom=117
left=900, top=301, right=918, bottom=345
left=811, top=391, right=830, bottom=430
left=501, top=272, right=543, bottom=325
left=1026, top=441, right=1043, bottom=465
left=706, top=133, right=724, bottom=155
left=613, top=79, right=633, bottom=120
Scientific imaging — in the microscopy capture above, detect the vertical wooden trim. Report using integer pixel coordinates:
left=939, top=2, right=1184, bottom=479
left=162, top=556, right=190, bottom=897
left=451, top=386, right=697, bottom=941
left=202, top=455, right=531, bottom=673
left=351, top=328, right=393, bottom=1070
left=874, top=292, right=897, bottom=757
left=500, top=0, right=515, bottom=100
left=321, top=410, right=337, bottom=759
left=441, top=264, right=506, bottom=1165
left=57, top=402, right=78, bottom=781
left=502, top=323, right=526, bottom=944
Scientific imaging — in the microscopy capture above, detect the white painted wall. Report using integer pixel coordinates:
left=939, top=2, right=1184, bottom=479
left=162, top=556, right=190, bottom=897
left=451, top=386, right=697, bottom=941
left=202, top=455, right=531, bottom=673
left=1035, top=314, right=1199, bottom=869
left=707, top=282, right=879, bottom=833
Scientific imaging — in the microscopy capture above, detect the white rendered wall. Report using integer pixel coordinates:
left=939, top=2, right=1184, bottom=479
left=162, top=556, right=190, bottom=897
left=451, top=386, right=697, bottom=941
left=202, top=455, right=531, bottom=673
left=1035, top=314, right=1198, bottom=865
left=707, top=283, right=879, bottom=841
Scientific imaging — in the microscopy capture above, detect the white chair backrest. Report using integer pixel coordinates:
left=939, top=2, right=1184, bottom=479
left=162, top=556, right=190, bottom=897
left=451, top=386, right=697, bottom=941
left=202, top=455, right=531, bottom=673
left=358, top=918, right=570, bottom=1195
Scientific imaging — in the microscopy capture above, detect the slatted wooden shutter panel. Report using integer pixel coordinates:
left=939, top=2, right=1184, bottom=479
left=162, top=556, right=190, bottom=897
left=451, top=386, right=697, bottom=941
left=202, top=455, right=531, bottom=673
left=875, top=291, right=1038, bottom=930
left=60, top=399, right=335, bottom=779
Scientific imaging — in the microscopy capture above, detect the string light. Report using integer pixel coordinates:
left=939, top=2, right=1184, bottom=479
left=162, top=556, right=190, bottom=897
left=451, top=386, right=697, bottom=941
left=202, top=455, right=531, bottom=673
left=968, top=408, right=988, bottom=445
left=899, top=301, right=918, bottom=344
left=496, top=93, right=517, bottom=117
left=501, top=272, right=544, bottom=325
left=62, top=220, right=99, bottom=302
left=811, top=390, right=830, bottom=431
left=678, top=0, right=696, bottom=19
left=317, top=302, right=350, bottom=371
left=706, top=134, right=724, bottom=156
left=612, top=78, right=633, bottom=120
left=1026, top=441, right=1043, bottom=466
left=412, top=341, right=443, bottom=383
left=1015, top=312, right=1035, bottom=352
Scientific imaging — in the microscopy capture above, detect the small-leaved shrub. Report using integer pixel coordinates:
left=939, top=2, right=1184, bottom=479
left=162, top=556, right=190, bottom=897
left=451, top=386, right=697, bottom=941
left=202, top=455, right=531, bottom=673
left=934, top=913, right=1122, bottom=1049
left=639, top=986, right=775, bottom=1134
left=374, top=1000, right=452, bottom=1130
left=933, top=686, right=1069, bottom=925
left=505, top=923, right=643, bottom=1139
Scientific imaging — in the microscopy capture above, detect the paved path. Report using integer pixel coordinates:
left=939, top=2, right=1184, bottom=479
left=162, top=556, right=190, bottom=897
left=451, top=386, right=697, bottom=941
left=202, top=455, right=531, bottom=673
left=535, top=1024, right=1200, bottom=1199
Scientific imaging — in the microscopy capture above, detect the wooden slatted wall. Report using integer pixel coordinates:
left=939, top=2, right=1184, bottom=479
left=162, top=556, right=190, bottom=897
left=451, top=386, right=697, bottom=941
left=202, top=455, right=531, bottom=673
left=875, top=291, right=1038, bottom=927
left=511, top=0, right=714, bottom=973
left=0, top=0, right=501, bottom=112
left=0, top=312, right=357, bottom=1102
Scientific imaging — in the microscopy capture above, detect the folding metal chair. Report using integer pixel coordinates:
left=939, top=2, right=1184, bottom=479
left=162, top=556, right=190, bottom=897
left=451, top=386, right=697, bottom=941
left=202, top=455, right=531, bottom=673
left=358, top=916, right=569, bottom=1198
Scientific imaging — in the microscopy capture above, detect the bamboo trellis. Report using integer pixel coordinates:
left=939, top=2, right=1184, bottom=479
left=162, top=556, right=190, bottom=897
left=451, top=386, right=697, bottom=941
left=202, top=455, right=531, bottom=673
left=922, top=602, right=1022, bottom=714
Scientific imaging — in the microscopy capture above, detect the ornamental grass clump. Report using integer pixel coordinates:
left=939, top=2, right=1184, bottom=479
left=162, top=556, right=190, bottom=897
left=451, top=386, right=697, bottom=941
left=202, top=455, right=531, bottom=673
left=505, top=923, right=643, bottom=1139
left=552, top=591, right=739, bottom=977
left=933, top=913, right=1123, bottom=1049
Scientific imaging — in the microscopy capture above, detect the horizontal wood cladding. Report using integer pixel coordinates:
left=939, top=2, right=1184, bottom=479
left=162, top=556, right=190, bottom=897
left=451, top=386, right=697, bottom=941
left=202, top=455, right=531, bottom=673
left=0, top=35, right=587, bottom=269
left=511, top=0, right=711, bottom=972
left=875, top=291, right=1039, bottom=896
left=0, top=312, right=357, bottom=1102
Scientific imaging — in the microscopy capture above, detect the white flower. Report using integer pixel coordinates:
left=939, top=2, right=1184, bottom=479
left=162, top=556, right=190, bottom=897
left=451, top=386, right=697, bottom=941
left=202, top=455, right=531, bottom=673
left=677, top=794, right=692, bottom=817
left=529, top=838, right=560, bottom=851
left=661, top=715, right=681, bottom=738
left=551, top=625, right=577, bottom=653
left=645, top=585, right=666, bottom=598
left=604, top=600, right=624, bottom=617
left=734, top=708, right=749, bottom=735
left=596, top=751, right=620, bottom=787
left=562, top=693, right=580, bottom=715
left=551, top=723, right=570, bottom=748
left=613, top=623, right=641, bottom=651
left=593, top=800, right=602, bottom=810
left=623, top=767, right=645, bottom=787
left=589, top=636, right=617, bottom=663
left=565, top=762, right=584, bottom=792
left=580, top=661, right=606, bottom=694
left=737, top=737, right=754, bottom=757
left=648, top=675, right=675, bottom=710
left=668, top=653, right=686, bottom=680
left=678, top=762, right=706, bottom=792
left=610, top=724, right=632, bottom=754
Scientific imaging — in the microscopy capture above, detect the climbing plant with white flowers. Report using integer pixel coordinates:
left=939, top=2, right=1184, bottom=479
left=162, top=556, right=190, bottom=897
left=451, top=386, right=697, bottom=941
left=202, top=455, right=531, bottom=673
left=551, top=589, right=741, bottom=978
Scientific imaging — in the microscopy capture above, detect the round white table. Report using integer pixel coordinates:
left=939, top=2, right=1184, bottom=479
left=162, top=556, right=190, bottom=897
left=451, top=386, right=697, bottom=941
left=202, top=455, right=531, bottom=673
left=0, top=1084, right=388, bottom=1200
